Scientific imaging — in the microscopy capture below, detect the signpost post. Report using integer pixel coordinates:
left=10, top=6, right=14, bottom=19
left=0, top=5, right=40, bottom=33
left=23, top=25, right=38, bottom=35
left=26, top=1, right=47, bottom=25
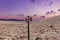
left=25, top=16, right=32, bottom=40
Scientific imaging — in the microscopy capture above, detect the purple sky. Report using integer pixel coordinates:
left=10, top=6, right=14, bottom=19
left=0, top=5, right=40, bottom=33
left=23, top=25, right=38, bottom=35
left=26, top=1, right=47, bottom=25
left=0, top=0, right=60, bottom=16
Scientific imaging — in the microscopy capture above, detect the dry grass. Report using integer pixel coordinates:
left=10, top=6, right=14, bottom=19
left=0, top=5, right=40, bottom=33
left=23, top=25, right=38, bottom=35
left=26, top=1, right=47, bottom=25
left=0, top=15, right=60, bottom=40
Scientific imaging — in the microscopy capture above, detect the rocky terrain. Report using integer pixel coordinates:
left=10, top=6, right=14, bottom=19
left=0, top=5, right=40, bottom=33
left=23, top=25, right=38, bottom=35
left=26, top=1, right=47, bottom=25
left=0, top=15, right=60, bottom=40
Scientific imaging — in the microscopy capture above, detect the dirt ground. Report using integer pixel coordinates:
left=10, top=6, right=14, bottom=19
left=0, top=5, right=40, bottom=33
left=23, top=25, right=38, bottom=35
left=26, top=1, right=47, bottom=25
left=0, top=16, right=60, bottom=40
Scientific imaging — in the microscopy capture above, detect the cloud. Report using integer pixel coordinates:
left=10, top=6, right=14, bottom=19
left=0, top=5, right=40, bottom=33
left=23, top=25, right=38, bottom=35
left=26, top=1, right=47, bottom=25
left=30, top=0, right=35, bottom=2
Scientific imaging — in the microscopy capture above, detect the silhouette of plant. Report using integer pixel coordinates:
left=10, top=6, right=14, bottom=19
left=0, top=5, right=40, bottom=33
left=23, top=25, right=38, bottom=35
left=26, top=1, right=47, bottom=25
left=58, top=9, right=60, bottom=11
left=46, top=11, right=50, bottom=15
left=50, top=10, right=55, bottom=14
left=41, top=16, right=45, bottom=18
left=35, top=37, right=42, bottom=40
left=51, top=10, right=53, bottom=13
left=49, top=24, right=55, bottom=29
left=34, top=14, right=37, bottom=16
left=49, top=2, right=53, bottom=6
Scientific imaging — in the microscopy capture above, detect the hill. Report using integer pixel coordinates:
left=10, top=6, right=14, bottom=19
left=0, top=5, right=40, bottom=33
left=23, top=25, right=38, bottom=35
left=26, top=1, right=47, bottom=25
left=0, top=15, right=60, bottom=40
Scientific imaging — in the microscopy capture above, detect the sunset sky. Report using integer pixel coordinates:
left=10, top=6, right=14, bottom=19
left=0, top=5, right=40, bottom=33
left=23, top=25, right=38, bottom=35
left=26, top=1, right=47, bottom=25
left=0, top=0, right=60, bottom=18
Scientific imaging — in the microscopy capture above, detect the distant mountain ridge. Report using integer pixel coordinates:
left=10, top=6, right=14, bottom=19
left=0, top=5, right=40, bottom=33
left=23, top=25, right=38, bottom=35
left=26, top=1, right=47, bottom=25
left=0, top=18, right=25, bottom=21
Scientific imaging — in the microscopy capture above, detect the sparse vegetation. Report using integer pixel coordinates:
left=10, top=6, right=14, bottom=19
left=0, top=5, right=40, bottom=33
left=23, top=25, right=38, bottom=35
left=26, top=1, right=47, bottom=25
left=35, top=37, right=42, bottom=40
left=0, top=15, right=60, bottom=40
